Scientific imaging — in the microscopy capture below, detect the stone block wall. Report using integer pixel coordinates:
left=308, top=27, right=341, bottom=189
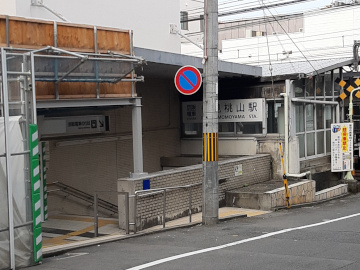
left=314, top=184, right=348, bottom=201
left=265, top=180, right=315, bottom=209
left=118, top=154, right=272, bottom=230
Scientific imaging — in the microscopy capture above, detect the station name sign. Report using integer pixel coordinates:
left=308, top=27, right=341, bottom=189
left=182, top=98, right=264, bottom=123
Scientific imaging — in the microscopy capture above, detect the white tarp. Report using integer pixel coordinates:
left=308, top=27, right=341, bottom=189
left=0, top=116, right=32, bottom=268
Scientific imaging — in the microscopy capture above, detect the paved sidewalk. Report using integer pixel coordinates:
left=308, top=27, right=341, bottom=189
left=42, top=207, right=270, bottom=256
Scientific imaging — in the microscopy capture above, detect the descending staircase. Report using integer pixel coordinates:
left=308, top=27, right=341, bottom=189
left=47, top=181, right=118, bottom=214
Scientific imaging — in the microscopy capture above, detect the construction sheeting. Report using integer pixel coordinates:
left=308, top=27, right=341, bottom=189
left=0, top=116, right=33, bottom=269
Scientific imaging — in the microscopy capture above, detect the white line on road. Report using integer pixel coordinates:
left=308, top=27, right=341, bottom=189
left=56, top=252, right=89, bottom=260
left=126, top=212, right=360, bottom=270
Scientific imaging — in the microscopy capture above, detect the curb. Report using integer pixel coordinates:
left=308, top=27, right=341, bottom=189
left=43, top=213, right=248, bottom=257
left=272, top=193, right=350, bottom=211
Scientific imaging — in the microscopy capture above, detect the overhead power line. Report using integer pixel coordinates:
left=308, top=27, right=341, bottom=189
left=182, top=0, right=316, bottom=22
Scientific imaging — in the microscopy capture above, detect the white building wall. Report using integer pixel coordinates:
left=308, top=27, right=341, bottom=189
left=0, top=0, right=16, bottom=14
left=182, top=4, right=360, bottom=65
left=180, top=0, right=204, bottom=50
left=1, top=0, right=181, bottom=53
left=219, top=5, right=360, bottom=66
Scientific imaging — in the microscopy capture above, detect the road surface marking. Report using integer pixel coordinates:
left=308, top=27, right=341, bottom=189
left=56, top=253, right=89, bottom=260
left=126, top=212, right=360, bottom=270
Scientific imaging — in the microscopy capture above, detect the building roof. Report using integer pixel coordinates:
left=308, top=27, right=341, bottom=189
left=134, top=47, right=262, bottom=79
left=261, top=58, right=355, bottom=78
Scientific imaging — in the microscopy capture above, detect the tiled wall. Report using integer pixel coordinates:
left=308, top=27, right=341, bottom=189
left=119, top=154, right=272, bottom=229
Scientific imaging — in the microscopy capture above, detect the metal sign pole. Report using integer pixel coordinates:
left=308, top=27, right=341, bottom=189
left=344, top=87, right=360, bottom=180
left=202, top=0, right=219, bottom=225
left=1, top=48, right=16, bottom=269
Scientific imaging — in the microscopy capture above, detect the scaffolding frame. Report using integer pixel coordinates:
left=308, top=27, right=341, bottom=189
left=0, top=45, right=146, bottom=269
left=0, top=47, right=34, bottom=270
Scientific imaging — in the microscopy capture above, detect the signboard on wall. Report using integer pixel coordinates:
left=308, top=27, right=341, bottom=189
left=182, top=98, right=265, bottom=123
left=331, top=123, right=353, bottom=172
left=234, top=164, right=243, bottom=176
left=39, top=115, right=109, bottom=136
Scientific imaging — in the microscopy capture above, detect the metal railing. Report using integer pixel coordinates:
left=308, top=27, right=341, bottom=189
left=93, top=191, right=129, bottom=236
left=48, top=181, right=202, bottom=236
left=48, top=182, right=129, bottom=237
left=48, top=181, right=118, bottom=214
left=132, top=182, right=202, bottom=233
left=0, top=221, right=33, bottom=233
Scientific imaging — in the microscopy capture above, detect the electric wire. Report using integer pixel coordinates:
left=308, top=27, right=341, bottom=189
left=181, top=0, right=359, bottom=69
left=186, top=4, right=360, bottom=38
left=184, top=0, right=320, bottom=21
left=260, top=0, right=277, bottom=134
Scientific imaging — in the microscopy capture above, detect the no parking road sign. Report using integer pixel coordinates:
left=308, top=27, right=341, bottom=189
left=174, top=65, right=202, bottom=95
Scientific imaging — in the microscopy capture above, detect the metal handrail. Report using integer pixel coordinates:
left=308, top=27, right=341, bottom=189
left=133, top=182, right=202, bottom=233
left=0, top=221, right=33, bottom=233
left=93, top=191, right=129, bottom=236
left=48, top=181, right=118, bottom=214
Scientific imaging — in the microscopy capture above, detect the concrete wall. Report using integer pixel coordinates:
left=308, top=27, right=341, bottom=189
left=45, top=77, right=182, bottom=216
left=8, top=0, right=181, bottom=53
left=118, top=154, right=271, bottom=230
left=0, top=0, right=16, bottom=14
left=181, top=137, right=258, bottom=156
left=180, top=0, right=203, bottom=43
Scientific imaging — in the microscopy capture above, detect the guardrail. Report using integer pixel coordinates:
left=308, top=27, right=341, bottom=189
left=93, top=191, right=129, bottom=236
left=133, top=182, right=202, bottom=233
left=48, top=182, right=127, bottom=237
left=49, top=181, right=202, bottom=236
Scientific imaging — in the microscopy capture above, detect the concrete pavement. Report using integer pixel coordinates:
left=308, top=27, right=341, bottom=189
left=42, top=207, right=270, bottom=256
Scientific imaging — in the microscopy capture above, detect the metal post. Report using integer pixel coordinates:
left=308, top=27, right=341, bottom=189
left=30, top=52, right=37, bottom=124
left=133, top=195, right=137, bottom=234
left=130, top=30, right=135, bottom=98
left=1, top=48, right=16, bottom=269
left=94, top=26, right=100, bottom=99
left=6, top=16, right=9, bottom=47
left=54, top=21, right=59, bottom=100
left=22, top=55, right=32, bottom=223
left=189, top=188, right=192, bottom=223
left=124, top=192, right=129, bottom=234
left=132, top=98, right=144, bottom=177
left=162, top=190, right=166, bottom=228
left=202, top=0, right=219, bottom=225
left=94, top=193, right=98, bottom=237
left=344, top=87, right=359, bottom=180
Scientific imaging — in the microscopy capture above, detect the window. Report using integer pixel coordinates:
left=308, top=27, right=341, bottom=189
left=245, top=30, right=256, bottom=37
left=200, top=15, right=204, bottom=32
left=245, top=30, right=265, bottom=37
left=294, top=71, right=336, bottom=160
left=180, top=11, right=188, bottom=30
left=267, top=100, right=284, bottom=133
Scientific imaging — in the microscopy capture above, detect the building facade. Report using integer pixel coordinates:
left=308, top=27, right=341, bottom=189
left=1, top=0, right=181, bottom=53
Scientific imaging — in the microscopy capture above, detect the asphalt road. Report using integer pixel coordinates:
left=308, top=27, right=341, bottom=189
left=27, top=193, right=360, bottom=270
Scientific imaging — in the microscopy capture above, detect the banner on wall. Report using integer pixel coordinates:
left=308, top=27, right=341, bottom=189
left=182, top=98, right=265, bottom=123
left=331, top=123, right=353, bottom=172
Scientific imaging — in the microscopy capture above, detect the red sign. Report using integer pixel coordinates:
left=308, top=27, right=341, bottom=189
left=174, top=66, right=202, bottom=95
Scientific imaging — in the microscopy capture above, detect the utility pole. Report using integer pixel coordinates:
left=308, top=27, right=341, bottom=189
left=202, top=0, right=219, bottom=225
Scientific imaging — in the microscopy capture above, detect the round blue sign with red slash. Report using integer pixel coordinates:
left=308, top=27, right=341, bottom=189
left=174, top=65, right=202, bottom=95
